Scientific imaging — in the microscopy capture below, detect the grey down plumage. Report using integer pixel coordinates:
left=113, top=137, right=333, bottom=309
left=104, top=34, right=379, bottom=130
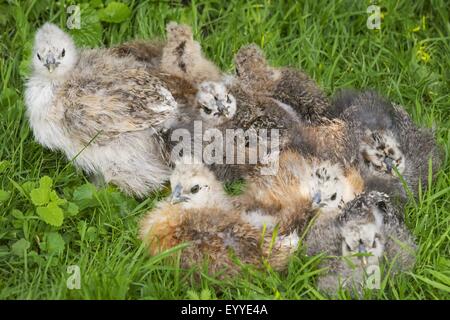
left=330, top=90, right=442, bottom=200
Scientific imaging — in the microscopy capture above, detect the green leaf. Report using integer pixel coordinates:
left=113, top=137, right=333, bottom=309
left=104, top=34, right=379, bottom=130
left=49, top=190, right=67, bottom=206
left=72, top=183, right=97, bottom=210
left=30, top=176, right=54, bottom=206
left=36, top=203, right=64, bottom=227
left=200, top=288, right=212, bottom=300
left=0, top=160, right=10, bottom=174
left=0, top=189, right=10, bottom=202
left=90, top=0, right=104, bottom=8
left=11, top=209, right=24, bottom=219
left=98, top=2, right=131, bottom=23
left=73, top=183, right=96, bottom=201
left=66, top=202, right=79, bottom=216
left=186, top=290, right=200, bottom=300
left=39, top=176, right=53, bottom=189
left=30, top=187, right=50, bottom=206
left=44, top=232, right=65, bottom=255
left=69, top=6, right=103, bottom=47
left=11, top=238, right=30, bottom=256
left=28, top=250, right=45, bottom=265
left=21, top=181, right=36, bottom=194
left=86, top=226, right=98, bottom=242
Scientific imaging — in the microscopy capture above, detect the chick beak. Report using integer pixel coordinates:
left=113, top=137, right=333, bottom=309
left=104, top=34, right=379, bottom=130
left=358, top=243, right=368, bottom=266
left=312, top=191, right=322, bottom=206
left=170, top=184, right=188, bottom=204
left=217, top=101, right=226, bottom=115
left=384, top=157, right=394, bottom=173
left=45, top=55, right=57, bottom=73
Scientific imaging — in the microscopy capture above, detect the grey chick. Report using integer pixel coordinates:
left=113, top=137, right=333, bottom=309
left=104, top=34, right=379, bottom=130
left=139, top=157, right=299, bottom=278
left=167, top=80, right=359, bottom=183
left=166, top=80, right=304, bottom=182
left=331, top=90, right=442, bottom=200
left=306, top=191, right=417, bottom=297
left=234, top=44, right=330, bottom=123
left=156, top=24, right=345, bottom=183
left=159, top=35, right=303, bottom=181
left=24, top=23, right=187, bottom=197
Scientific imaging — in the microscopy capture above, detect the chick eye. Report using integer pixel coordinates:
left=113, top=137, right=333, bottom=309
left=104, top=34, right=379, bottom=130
left=330, top=193, right=337, bottom=201
left=203, top=107, right=212, bottom=115
left=376, top=200, right=387, bottom=212
left=214, top=96, right=218, bottom=101
left=61, top=49, right=65, bottom=57
left=190, top=185, right=200, bottom=194
left=37, top=53, right=42, bottom=61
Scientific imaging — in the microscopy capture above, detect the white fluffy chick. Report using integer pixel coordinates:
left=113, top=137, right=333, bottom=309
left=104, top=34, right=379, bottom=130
left=168, top=157, right=234, bottom=210
left=25, top=23, right=180, bottom=197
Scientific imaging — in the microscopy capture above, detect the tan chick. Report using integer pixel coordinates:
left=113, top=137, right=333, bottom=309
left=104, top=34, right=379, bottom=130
left=238, top=149, right=364, bottom=235
left=139, top=158, right=299, bottom=278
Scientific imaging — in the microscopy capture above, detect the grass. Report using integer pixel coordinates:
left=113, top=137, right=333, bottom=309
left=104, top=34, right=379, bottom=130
left=0, top=0, right=449, bottom=299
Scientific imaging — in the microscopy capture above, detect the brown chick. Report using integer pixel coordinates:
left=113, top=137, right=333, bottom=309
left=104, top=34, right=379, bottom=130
left=238, top=149, right=365, bottom=235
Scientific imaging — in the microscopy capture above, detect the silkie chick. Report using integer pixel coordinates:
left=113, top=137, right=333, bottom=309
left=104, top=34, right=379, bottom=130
left=139, top=158, right=299, bottom=278
left=331, top=90, right=442, bottom=200
left=24, top=23, right=191, bottom=197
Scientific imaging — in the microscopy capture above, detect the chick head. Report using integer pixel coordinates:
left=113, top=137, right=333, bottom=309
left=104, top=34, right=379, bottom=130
left=361, top=130, right=405, bottom=176
left=338, top=191, right=391, bottom=268
left=196, top=81, right=237, bottom=125
left=32, top=23, right=78, bottom=79
left=169, top=156, right=227, bottom=209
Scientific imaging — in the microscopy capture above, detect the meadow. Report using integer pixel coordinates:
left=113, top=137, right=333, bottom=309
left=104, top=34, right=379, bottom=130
left=0, top=0, right=449, bottom=299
